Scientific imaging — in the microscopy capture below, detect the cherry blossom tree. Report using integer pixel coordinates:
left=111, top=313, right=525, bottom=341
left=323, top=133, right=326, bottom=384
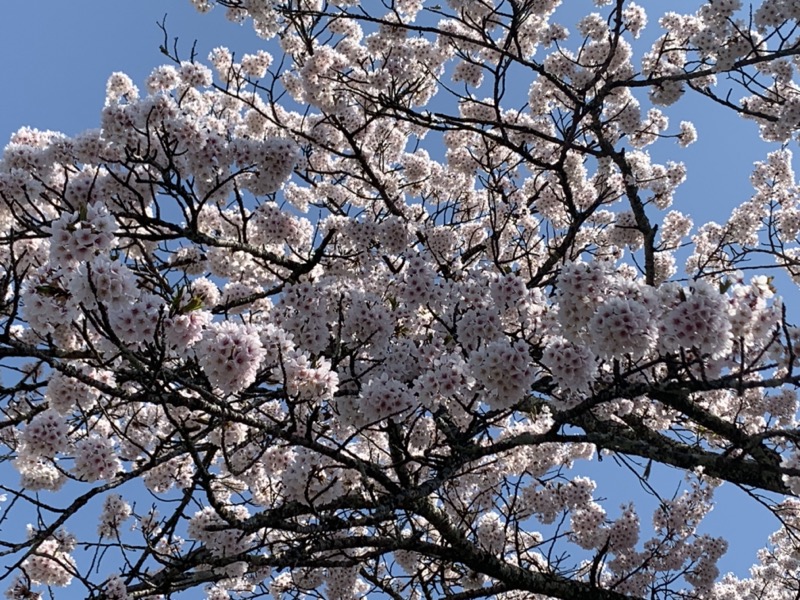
left=5, top=0, right=800, bottom=598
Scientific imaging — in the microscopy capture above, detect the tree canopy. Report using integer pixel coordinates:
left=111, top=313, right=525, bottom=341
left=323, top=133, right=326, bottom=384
left=3, top=1, right=800, bottom=598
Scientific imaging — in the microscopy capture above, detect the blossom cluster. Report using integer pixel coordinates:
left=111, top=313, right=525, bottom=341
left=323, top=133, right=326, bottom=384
left=195, top=321, right=267, bottom=394
left=48, top=202, right=117, bottom=266
left=20, top=531, right=77, bottom=588
left=187, top=506, right=256, bottom=558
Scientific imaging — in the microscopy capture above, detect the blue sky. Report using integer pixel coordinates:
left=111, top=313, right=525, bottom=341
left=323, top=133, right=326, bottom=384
left=0, top=2, right=273, bottom=141
left=0, top=0, right=793, bottom=591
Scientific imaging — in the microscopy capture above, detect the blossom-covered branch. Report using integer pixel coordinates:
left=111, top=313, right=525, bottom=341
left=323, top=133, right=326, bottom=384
left=4, top=1, right=800, bottom=599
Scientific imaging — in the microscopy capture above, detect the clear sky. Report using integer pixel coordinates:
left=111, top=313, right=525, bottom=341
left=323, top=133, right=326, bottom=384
left=0, top=0, right=792, bottom=591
